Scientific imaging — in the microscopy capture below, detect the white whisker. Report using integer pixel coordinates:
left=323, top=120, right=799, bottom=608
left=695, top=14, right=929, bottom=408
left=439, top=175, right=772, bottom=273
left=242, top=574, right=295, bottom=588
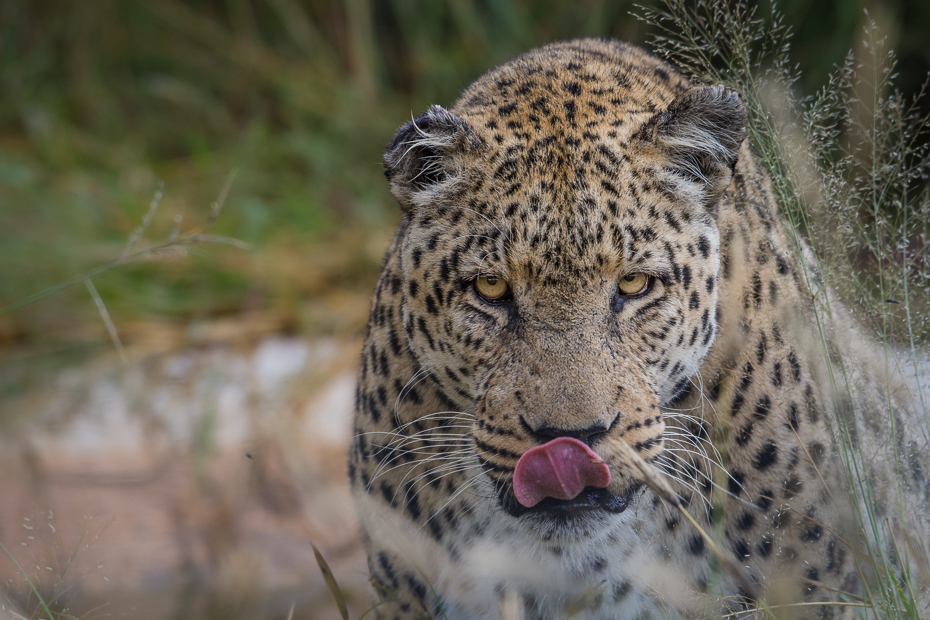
left=420, top=471, right=487, bottom=530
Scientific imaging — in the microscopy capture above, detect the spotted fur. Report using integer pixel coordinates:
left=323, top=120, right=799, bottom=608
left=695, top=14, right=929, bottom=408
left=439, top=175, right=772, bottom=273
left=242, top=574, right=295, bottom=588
left=349, top=39, right=930, bottom=619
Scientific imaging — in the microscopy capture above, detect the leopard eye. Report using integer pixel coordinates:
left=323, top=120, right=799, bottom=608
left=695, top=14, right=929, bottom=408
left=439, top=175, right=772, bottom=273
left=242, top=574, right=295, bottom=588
left=618, top=273, right=649, bottom=296
left=475, top=275, right=511, bottom=301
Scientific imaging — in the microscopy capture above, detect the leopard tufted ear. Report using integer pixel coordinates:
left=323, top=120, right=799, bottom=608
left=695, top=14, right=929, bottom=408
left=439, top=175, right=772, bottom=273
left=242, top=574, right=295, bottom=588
left=639, top=85, right=747, bottom=210
left=383, top=105, right=483, bottom=212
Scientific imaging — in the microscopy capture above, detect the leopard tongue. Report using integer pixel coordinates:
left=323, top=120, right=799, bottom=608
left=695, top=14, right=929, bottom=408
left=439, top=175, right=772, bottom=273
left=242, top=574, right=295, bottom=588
left=512, top=437, right=611, bottom=508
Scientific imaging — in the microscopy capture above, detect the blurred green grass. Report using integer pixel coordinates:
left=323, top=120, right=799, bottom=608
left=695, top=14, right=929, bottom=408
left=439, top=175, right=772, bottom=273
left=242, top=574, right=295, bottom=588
left=0, top=0, right=927, bottom=351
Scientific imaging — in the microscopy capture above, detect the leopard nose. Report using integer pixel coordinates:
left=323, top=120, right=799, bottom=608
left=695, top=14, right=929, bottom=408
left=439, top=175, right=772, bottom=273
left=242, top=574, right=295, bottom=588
left=519, top=416, right=615, bottom=446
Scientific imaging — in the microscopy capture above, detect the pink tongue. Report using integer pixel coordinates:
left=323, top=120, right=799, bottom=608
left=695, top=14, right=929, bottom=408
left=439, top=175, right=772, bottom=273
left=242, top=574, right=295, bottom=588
left=513, top=437, right=611, bottom=508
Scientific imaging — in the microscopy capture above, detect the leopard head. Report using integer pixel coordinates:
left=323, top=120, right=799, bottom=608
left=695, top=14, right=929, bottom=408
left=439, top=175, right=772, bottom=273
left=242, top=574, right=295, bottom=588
left=384, top=76, right=746, bottom=539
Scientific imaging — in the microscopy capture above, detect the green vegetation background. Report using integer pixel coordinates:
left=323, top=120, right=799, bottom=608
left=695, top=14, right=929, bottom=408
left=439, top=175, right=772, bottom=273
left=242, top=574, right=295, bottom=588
left=1, top=0, right=927, bottom=383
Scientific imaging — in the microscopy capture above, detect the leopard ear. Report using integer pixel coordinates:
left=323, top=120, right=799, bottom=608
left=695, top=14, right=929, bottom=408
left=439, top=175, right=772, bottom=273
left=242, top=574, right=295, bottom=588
left=639, top=85, right=747, bottom=209
left=384, top=105, right=482, bottom=212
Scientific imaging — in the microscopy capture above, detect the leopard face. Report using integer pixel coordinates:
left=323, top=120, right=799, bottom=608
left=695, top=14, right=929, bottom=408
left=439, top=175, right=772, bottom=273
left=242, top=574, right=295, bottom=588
left=386, top=42, right=744, bottom=541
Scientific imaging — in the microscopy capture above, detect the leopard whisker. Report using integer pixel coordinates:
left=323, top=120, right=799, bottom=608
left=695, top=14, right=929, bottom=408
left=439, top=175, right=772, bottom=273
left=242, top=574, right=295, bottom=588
left=661, top=442, right=714, bottom=478
left=375, top=445, right=473, bottom=466
left=368, top=412, right=476, bottom=480
left=653, top=447, right=709, bottom=477
left=403, top=459, right=483, bottom=493
left=690, top=373, right=721, bottom=424
left=397, top=456, right=481, bottom=493
left=662, top=410, right=711, bottom=427
left=661, top=405, right=705, bottom=413
left=394, top=423, right=475, bottom=439
left=358, top=427, right=471, bottom=445
left=391, top=367, right=432, bottom=421
left=369, top=431, right=473, bottom=464
left=475, top=248, right=507, bottom=283
left=370, top=449, right=476, bottom=485
left=383, top=432, right=474, bottom=451
left=653, top=454, right=713, bottom=511
left=419, top=471, right=488, bottom=531
left=389, top=410, right=476, bottom=437
left=661, top=432, right=714, bottom=461
left=399, top=468, right=483, bottom=511
left=661, top=431, right=713, bottom=456
left=656, top=446, right=760, bottom=511
left=394, top=432, right=473, bottom=443
left=382, top=433, right=473, bottom=452
left=661, top=419, right=723, bottom=463
left=361, top=433, right=472, bottom=460
left=660, top=439, right=748, bottom=503
left=383, top=443, right=474, bottom=456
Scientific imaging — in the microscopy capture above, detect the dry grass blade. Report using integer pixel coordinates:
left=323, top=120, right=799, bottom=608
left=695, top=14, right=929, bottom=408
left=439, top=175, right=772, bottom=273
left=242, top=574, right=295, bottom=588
left=0, top=583, right=27, bottom=619
left=721, top=600, right=868, bottom=617
left=0, top=540, right=56, bottom=619
left=85, top=278, right=128, bottom=366
left=610, top=438, right=761, bottom=600
left=311, top=541, right=349, bottom=620
left=499, top=587, right=525, bottom=620
left=207, top=169, right=239, bottom=227
left=565, top=580, right=609, bottom=616
left=675, top=506, right=760, bottom=600
left=610, top=438, right=680, bottom=505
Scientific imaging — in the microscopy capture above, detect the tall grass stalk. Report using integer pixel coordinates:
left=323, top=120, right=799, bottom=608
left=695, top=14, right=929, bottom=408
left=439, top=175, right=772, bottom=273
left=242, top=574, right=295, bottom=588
left=0, top=541, right=55, bottom=620
left=639, top=1, right=930, bottom=616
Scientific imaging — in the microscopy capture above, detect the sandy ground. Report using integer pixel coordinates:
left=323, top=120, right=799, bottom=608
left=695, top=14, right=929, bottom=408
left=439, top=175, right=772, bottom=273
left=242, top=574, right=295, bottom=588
left=0, top=334, right=370, bottom=620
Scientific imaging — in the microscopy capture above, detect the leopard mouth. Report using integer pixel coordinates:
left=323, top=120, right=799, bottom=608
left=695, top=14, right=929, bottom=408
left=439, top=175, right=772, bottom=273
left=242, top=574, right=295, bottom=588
left=498, top=484, right=639, bottom=518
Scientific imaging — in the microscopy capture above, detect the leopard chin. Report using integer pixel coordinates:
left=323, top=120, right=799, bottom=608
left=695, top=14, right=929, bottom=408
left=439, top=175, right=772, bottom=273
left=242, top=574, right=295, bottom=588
left=498, top=485, right=638, bottom=519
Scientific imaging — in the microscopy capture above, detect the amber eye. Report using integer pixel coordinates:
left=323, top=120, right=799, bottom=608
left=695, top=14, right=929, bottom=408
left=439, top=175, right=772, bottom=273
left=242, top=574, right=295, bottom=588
left=475, top=275, right=511, bottom=301
left=618, top=273, right=649, bottom=296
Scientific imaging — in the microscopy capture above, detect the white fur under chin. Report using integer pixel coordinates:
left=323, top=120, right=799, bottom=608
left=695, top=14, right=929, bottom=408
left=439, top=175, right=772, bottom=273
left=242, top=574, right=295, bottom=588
left=355, top=478, right=703, bottom=618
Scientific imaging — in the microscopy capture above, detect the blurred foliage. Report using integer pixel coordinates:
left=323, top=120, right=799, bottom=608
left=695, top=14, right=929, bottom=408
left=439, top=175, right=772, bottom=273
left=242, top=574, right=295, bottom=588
left=0, top=0, right=927, bottom=350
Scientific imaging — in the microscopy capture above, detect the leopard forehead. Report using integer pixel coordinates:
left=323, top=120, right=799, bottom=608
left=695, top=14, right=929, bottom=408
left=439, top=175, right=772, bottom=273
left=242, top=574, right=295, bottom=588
left=395, top=39, right=727, bottom=287
left=452, top=39, right=690, bottom=147
left=403, top=183, right=719, bottom=296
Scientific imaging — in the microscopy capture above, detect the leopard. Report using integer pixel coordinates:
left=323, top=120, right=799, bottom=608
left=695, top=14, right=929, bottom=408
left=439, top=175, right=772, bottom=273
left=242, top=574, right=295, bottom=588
left=348, top=38, right=930, bottom=619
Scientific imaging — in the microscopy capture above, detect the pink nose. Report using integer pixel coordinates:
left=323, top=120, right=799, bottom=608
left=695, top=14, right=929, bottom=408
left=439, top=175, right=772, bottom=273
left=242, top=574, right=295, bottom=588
left=512, top=437, right=612, bottom=508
